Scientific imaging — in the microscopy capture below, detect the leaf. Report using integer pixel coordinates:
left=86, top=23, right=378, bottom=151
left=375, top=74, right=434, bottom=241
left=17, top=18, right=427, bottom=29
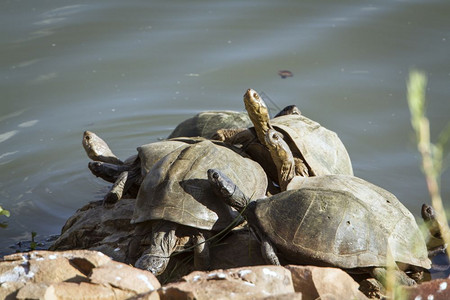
left=0, top=206, right=10, bottom=217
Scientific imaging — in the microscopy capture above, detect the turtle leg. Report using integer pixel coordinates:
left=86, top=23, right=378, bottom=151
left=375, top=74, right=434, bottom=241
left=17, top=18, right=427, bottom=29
left=261, top=235, right=280, bottom=265
left=193, top=231, right=210, bottom=271
left=294, top=157, right=309, bottom=177
left=88, top=161, right=128, bottom=183
left=212, top=128, right=248, bottom=142
left=126, top=222, right=153, bottom=265
left=103, top=171, right=128, bottom=205
left=370, top=267, right=417, bottom=286
left=359, top=278, right=385, bottom=299
left=103, top=167, right=140, bottom=205
left=135, top=221, right=178, bottom=275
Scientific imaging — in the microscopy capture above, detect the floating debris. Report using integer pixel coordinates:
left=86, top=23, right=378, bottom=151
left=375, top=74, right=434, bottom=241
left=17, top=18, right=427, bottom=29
left=278, top=70, right=293, bottom=79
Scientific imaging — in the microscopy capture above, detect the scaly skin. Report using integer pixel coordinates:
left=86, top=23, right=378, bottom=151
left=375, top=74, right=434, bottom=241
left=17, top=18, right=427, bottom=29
left=82, top=131, right=123, bottom=165
left=243, top=89, right=273, bottom=148
left=264, top=129, right=296, bottom=191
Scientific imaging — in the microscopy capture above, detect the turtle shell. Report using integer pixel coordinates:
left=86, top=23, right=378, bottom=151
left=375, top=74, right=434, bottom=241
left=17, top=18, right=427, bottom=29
left=132, top=140, right=268, bottom=231
left=272, top=114, right=353, bottom=176
left=168, top=110, right=252, bottom=139
left=137, top=140, right=188, bottom=177
left=253, top=175, right=430, bottom=270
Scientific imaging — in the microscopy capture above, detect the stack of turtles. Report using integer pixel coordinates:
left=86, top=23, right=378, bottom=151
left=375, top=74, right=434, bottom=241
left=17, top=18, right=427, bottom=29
left=82, top=88, right=440, bottom=296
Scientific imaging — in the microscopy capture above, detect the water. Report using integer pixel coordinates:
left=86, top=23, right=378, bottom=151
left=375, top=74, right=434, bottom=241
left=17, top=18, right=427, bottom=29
left=1, top=0, right=449, bottom=257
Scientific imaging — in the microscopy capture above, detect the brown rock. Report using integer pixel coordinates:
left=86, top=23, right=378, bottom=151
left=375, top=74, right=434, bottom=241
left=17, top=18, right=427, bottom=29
left=399, top=278, right=450, bottom=300
left=44, top=282, right=116, bottom=299
left=159, top=265, right=294, bottom=300
left=262, top=292, right=303, bottom=299
left=16, top=282, right=48, bottom=300
left=90, top=260, right=161, bottom=294
left=0, top=250, right=160, bottom=300
left=0, top=251, right=91, bottom=285
left=0, top=281, right=24, bottom=300
left=286, top=265, right=368, bottom=300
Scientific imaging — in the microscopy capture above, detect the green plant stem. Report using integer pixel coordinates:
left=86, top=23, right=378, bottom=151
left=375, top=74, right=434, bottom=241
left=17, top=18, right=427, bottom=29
left=407, top=70, right=450, bottom=257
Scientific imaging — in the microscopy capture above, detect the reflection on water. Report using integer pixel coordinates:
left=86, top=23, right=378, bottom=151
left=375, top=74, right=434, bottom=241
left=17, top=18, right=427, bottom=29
left=1, top=1, right=449, bottom=261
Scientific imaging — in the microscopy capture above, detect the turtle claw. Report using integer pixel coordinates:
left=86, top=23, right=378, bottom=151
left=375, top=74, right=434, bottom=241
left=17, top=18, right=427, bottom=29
left=102, top=192, right=119, bottom=206
left=135, top=254, right=170, bottom=275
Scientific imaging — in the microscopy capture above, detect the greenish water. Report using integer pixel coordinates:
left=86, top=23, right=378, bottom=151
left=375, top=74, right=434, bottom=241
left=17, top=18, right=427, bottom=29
left=1, top=0, right=449, bottom=258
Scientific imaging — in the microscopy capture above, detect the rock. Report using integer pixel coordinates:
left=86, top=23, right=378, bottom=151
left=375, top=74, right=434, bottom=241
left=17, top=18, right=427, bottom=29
left=90, top=260, right=160, bottom=294
left=49, top=199, right=136, bottom=263
left=50, top=198, right=265, bottom=283
left=44, top=282, right=117, bottom=299
left=16, top=283, right=48, bottom=300
left=0, top=250, right=160, bottom=299
left=158, top=265, right=294, bottom=299
left=261, top=293, right=303, bottom=299
left=399, top=278, right=450, bottom=300
left=285, top=265, right=368, bottom=300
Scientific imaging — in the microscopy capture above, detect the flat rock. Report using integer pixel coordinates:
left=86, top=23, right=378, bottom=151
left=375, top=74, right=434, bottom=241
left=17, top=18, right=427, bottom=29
left=158, top=265, right=294, bottom=300
left=0, top=249, right=160, bottom=299
left=90, top=260, right=160, bottom=294
left=286, top=265, right=368, bottom=300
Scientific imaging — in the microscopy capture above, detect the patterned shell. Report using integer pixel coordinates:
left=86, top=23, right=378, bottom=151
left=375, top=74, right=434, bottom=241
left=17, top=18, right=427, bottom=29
left=132, top=140, right=268, bottom=230
left=254, top=175, right=430, bottom=269
left=272, top=114, right=353, bottom=176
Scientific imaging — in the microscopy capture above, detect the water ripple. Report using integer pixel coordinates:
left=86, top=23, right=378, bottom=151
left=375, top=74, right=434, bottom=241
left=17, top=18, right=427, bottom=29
left=0, top=130, right=18, bottom=144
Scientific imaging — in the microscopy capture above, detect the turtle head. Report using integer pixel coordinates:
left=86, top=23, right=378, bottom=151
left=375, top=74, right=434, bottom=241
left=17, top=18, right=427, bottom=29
left=244, top=89, right=269, bottom=120
left=274, top=105, right=301, bottom=118
left=82, top=131, right=123, bottom=165
left=82, top=131, right=99, bottom=158
left=243, top=89, right=272, bottom=146
left=207, top=169, right=248, bottom=211
left=207, top=169, right=236, bottom=198
left=265, top=129, right=296, bottom=191
left=244, top=89, right=267, bottom=110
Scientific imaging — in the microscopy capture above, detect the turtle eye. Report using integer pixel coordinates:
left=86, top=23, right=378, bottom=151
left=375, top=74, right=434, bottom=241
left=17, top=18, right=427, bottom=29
left=212, top=172, right=219, bottom=179
left=253, top=92, right=259, bottom=99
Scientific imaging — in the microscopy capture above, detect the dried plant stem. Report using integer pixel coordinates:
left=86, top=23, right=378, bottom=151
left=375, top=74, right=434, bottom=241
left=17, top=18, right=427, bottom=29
left=407, top=70, right=450, bottom=256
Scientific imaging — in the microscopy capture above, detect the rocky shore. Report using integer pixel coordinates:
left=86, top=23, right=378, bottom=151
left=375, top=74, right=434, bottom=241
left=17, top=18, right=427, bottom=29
left=1, top=197, right=448, bottom=299
left=1, top=249, right=450, bottom=299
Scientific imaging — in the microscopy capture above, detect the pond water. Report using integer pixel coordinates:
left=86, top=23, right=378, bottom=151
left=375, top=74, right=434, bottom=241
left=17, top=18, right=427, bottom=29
left=1, top=0, right=449, bottom=262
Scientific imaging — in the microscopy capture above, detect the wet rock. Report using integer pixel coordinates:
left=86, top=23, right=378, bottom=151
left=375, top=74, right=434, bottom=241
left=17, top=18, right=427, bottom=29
left=286, top=265, right=368, bottom=300
left=0, top=250, right=160, bottom=299
left=158, top=265, right=295, bottom=299
left=399, top=278, right=450, bottom=300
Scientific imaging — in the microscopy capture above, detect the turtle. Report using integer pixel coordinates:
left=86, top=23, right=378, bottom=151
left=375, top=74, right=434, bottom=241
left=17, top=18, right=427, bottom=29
left=129, top=139, right=268, bottom=276
left=167, top=110, right=253, bottom=139
left=421, top=204, right=447, bottom=256
left=207, top=168, right=431, bottom=287
left=83, top=131, right=199, bottom=203
left=214, top=89, right=353, bottom=190
left=168, top=106, right=301, bottom=140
